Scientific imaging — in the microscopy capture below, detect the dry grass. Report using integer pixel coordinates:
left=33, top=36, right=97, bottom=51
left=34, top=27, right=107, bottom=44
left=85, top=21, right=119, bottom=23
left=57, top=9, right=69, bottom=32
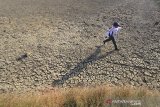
left=0, top=85, right=160, bottom=107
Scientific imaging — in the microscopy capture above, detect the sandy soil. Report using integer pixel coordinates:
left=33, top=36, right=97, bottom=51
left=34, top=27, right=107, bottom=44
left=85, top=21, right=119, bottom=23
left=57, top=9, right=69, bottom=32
left=0, top=0, right=160, bottom=93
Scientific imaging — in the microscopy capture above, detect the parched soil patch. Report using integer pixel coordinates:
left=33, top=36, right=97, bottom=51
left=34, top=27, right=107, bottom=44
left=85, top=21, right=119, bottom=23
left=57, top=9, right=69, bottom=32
left=0, top=0, right=160, bottom=93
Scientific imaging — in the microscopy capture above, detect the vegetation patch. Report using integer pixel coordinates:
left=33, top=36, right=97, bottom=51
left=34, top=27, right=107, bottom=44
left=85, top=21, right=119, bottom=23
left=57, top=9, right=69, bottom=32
left=0, top=85, right=159, bottom=107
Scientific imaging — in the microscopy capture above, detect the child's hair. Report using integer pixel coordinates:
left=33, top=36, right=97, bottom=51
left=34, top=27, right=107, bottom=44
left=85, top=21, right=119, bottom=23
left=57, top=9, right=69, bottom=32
left=113, top=22, right=120, bottom=27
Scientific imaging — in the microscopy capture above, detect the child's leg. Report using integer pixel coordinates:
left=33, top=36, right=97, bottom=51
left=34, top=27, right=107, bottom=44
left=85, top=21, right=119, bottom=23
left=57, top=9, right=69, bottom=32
left=111, top=37, right=118, bottom=50
left=103, top=37, right=112, bottom=44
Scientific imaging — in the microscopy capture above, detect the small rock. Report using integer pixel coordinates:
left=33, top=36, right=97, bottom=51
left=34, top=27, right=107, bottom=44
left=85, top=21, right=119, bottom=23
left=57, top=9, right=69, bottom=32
left=16, top=53, right=28, bottom=61
left=144, top=72, right=152, bottom=77
left=154, top=21, right=159, bottom=26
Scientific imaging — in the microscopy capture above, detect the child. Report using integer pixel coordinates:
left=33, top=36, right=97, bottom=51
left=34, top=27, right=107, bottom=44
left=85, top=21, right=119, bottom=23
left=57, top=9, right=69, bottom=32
left=103, top=22, right=121, bottom=50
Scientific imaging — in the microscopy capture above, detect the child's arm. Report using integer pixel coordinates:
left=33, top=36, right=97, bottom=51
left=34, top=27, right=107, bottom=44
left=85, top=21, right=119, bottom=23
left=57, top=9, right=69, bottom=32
left=118, top=27, right=122, bottom=30
left=105, top=31, right=109, bottom=38
left=105, top=28, right=111, bottom=38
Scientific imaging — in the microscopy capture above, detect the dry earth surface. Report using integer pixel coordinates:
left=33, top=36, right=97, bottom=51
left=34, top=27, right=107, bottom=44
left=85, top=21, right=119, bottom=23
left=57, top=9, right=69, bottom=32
left=0, top=0, right=160, bottom=93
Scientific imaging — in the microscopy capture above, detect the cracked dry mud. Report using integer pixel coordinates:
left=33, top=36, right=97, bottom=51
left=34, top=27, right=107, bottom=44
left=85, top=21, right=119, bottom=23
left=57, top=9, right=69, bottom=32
left=0, top=0, right=160, bottom=93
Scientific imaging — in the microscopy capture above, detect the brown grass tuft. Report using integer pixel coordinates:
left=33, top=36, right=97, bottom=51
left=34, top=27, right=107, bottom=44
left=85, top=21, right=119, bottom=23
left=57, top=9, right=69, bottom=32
left=0, top=85, right=159, bottom=107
